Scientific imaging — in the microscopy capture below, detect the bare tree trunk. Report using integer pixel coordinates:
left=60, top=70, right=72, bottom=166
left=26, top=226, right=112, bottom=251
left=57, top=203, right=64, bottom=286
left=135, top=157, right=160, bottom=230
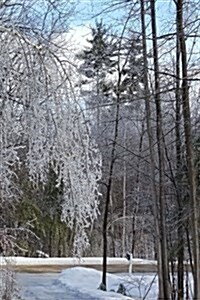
left=175, top=20, right=184, bottom=300
left=131, top=212, right=136, bottom=257
left=110, top=191, right=116, bottom=257
left=96, top=70, right=100, bottom=133
left=131, top=119, right=145, bottom=257
left=140, top=1, right=168, bottom=299
left=186, top=226, right=194, bottom=276
left=176, top=1, right=200, bottom=298
left=122, top=125, right=126, bottom=257
left=101, top=86, right=121, bottom=290
left=150, top=0, right=170, bottom=298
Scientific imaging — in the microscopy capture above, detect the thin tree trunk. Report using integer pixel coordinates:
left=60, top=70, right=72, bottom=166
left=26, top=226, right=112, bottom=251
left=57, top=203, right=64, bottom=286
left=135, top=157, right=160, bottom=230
left=170, top=259, right=176, bottom=300
left=101, top=85, right=121, bottom=290
left=96, top=70, right=100, bottom=133
left=185, top=259, right=189, bottom=300
left=177, top=205, right=184, bottom=300
left=131, top=213, right=136, bottom=257
left=110, top=191, right=116, bottom=257
left=140, top=1, right=166, bottom=299
left=176, top=1, right=200, bottom=298
left=150, top=0, right=170, bottom=298
left=131, top=119, right=145, bottom=257
left=49, top=225, right=53, bottom=257
left=185, top=226, right=194, bottom=276
left=175, top=22, right=184, bottom=300
left=122, top=125, right=126, bottom=257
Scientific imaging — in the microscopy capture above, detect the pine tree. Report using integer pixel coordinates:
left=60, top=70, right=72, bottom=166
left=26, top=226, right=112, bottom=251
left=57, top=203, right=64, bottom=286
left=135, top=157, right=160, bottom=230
left=118, top=31, right=144, bottom=103
left=78, top=20, right=117, bottom=131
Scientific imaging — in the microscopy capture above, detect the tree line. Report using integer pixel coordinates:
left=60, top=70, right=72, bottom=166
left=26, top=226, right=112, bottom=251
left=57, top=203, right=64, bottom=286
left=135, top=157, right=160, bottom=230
left=77, top=1, right=200, bottom=298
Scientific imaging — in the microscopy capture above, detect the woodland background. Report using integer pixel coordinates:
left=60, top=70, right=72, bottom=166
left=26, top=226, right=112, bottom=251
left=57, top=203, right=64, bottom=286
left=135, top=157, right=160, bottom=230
left=0, top=0, right=200, bottom=299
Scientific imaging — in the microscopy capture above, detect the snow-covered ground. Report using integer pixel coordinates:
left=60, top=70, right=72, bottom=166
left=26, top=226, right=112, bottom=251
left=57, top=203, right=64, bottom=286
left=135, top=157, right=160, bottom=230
left=15, top=267, right=159, bottom=300
left=15, top=266, right=195, bottom=299
left=16, top=272, right=79, bottom=300
left=57, top=267, right=158, bottom=299
left=1, top=257, right=193, bottom=299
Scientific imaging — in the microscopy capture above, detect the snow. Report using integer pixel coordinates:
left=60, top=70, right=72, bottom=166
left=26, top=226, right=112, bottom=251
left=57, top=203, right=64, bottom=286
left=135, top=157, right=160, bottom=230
left=1, top=256, right=157, bottom=266
left=117, top=273, right=158, bottom=299
left=1, top=257, right=161, bottom=299
left=16, top=272, right=81, bottom=300
left=14, top=267, right=195, bottom=300
left=57, top=267, right=133, bottom=299
left=57, top=267, right=159, bottom=300
left=16, top=267, right=159, bottom=299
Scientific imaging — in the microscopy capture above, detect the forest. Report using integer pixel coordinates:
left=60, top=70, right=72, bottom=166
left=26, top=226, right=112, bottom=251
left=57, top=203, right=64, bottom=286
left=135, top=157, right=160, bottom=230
left=0, top=0, right=200, bottom=299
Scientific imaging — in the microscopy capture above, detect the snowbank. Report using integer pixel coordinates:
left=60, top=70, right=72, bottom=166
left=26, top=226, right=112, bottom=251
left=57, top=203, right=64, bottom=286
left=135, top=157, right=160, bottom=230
left=57, top=267, right=160, bottom=299
left=57, top=267, right=134, bottom=299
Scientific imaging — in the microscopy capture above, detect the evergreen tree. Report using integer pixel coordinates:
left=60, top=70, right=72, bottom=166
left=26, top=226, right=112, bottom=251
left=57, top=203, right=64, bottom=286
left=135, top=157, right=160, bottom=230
left=78, top=20, right=117, bottom=131
left=119, top=32, right=144, bottom=103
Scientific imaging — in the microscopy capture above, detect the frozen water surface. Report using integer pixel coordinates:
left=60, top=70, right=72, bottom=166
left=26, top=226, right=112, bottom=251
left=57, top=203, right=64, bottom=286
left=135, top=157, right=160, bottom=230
left=17, top=273, right=80, bottom=300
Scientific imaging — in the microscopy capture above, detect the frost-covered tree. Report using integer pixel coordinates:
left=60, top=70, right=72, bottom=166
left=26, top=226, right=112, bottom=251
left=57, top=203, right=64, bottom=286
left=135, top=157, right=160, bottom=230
left=0, top=0, right=101, bottom=258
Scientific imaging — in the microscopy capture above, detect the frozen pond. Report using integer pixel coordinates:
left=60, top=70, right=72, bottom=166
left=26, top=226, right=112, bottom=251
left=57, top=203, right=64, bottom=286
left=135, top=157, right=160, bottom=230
left=17, top=273, right=82, bottom=300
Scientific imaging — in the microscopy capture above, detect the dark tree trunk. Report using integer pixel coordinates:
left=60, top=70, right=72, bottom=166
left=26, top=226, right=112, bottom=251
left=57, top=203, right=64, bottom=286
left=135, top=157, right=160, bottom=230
left=140, top=0, right=167, bottom=298
left=175, top=18, right=184, bottom=300
left=177, top=1, right=200, bottom=298
left=150, top=0, right=170, bottom=298
left=101, top=87, right=121, bottom=290
left=131, top=119, right=144, bottom=257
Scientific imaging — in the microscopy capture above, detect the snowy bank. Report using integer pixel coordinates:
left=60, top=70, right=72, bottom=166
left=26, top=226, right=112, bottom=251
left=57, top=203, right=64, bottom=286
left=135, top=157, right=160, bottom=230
left=0, top=256, right=157, bottom=266
left=57, top=267, right=134, bottom=299
left=1, top=257, right=158, bottom=273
